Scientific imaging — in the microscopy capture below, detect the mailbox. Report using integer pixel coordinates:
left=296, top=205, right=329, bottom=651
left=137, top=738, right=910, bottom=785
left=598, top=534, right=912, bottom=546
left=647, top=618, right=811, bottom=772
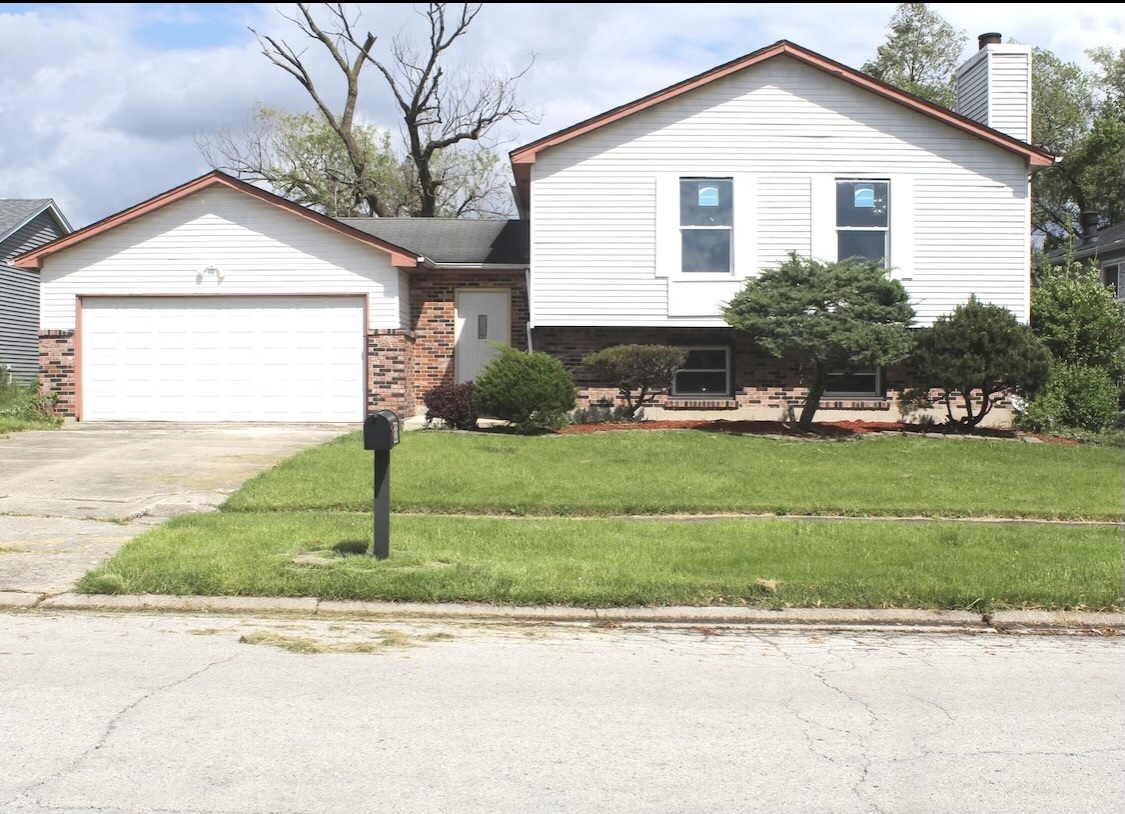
left=364, top=410, right=401, bottom=451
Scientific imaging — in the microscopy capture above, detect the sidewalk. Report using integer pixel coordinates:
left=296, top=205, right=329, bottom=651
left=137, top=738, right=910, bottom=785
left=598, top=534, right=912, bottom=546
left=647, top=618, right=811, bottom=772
left=1, top=590, right=1120, bottom=633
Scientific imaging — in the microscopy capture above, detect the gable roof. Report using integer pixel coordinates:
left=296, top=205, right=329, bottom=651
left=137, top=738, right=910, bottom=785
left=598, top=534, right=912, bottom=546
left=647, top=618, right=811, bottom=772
left=509, top=40, right=1055, bottom=204
left=0, top=198, right=72, bottom=241
left=340, top=218, right=529, bottom=266
left=1047, top=221, right=1125, bottom=264
left=11, top=171, right=419, bottom=270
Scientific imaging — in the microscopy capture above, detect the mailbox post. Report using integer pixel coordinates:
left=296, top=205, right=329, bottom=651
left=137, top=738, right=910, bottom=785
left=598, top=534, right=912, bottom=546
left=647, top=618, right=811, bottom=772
left=363, top=410, right=401, bottom=559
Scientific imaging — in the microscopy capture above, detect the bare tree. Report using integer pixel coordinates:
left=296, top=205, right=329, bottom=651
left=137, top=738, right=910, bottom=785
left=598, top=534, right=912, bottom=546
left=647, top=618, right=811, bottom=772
left=199, top=3, right=535, bottom=218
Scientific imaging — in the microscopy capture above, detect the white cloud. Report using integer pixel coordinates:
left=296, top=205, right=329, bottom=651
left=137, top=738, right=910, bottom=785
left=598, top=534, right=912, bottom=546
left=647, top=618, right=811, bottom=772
left=1, top=2, right=1120, bottom=226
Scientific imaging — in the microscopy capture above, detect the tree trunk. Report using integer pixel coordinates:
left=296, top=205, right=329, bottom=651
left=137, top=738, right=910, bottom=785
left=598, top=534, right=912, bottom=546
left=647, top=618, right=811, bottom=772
left=798, top=370, right=829, bottom=431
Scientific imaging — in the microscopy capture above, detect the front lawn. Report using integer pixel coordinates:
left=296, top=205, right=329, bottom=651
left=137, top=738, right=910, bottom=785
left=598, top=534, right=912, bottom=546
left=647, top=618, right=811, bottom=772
left=78, top=513, right=1124, bottom=610
left=226, top=431, right=1124, bottom=521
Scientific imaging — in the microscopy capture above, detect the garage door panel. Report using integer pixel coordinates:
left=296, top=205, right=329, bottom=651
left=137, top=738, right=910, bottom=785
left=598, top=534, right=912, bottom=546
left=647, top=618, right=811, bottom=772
left=82, top=296, right=365, bottom=422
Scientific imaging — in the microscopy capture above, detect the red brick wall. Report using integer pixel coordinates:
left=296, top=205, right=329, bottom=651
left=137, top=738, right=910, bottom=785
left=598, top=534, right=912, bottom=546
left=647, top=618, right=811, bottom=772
left=531, top=326, right=953, bottom=416
left=408, top=270, right=529, bottom=409
left=38, top=331, right=76, bottom=418
left=367, top=330, right=416, bottom=417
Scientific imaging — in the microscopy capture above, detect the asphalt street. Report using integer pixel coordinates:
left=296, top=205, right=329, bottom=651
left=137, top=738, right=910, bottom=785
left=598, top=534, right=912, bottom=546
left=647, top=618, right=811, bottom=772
left=1, top=611, right=1120, bottom=814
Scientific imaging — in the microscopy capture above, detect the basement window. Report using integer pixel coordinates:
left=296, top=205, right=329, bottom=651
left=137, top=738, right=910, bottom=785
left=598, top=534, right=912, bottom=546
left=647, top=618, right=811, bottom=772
left=672, top=347, right=731, bottom=396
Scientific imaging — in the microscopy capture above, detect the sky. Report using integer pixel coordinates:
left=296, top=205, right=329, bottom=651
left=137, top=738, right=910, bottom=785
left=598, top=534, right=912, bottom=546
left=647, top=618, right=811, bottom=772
left=1, top=2, right=1122, bottom=227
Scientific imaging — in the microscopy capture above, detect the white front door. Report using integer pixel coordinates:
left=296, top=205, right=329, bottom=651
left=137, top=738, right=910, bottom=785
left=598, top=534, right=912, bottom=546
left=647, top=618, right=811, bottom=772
left=455, top=289, right=510, bottom=383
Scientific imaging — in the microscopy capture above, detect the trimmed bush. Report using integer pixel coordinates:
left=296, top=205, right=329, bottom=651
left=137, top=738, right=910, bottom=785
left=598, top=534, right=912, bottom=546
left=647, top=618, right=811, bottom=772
left=423, top=381, right=478, bottom=430
left=1021, top=364, right=1122, bottom=433
left=582, top=344, right=687, bottom=418
left=474, top=346, right=577, bottom=432
left=911, top=296, right=1052, bottom=427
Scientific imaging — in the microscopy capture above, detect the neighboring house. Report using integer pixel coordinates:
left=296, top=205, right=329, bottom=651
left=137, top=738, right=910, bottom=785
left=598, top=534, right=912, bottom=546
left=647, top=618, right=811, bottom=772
left=1046, top=220, right=1125, bottom=301
left=0, top=198, right=72, bottom=384
left=13, top=36, right=1051, bottom=424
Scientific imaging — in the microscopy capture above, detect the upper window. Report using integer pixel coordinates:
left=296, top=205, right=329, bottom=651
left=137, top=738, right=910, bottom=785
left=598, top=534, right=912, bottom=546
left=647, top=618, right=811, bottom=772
left=680, top=178, right=732, bottom=273
left=672, top=347, right=731, bottom=396
left=836, top=180, right=889, bottom=264
left=1103, top=263, right=1123, bottom=301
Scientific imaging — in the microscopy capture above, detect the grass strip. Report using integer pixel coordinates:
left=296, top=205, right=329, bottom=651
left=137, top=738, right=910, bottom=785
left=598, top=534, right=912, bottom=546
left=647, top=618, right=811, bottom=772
left=79, top=512, right=1124, bottom=610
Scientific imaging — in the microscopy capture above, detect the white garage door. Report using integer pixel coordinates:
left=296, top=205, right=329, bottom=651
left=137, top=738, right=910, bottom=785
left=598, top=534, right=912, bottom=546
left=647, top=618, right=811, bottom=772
left=81, top=296, right=365, bottom=422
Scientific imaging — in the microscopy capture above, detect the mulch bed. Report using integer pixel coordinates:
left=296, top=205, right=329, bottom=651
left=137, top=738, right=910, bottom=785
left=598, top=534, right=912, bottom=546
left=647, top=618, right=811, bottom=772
left=557, top=419, right=1079, bottom=445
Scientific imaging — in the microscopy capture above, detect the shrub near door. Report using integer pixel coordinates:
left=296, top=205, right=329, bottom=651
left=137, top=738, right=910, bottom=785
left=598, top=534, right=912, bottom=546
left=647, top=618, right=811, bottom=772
left=474, top=347, right=578, bottom=432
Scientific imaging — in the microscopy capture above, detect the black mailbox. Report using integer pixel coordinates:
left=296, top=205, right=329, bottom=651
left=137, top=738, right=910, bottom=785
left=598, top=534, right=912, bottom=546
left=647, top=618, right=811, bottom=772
left=364, top=410, right=401, bottom=451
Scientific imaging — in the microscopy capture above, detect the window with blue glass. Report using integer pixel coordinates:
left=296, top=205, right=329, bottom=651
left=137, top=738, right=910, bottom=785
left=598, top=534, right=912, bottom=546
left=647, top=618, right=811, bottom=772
left=836, top=180, right=889, bottom=264
left=680, top=178, right=732, bottom=273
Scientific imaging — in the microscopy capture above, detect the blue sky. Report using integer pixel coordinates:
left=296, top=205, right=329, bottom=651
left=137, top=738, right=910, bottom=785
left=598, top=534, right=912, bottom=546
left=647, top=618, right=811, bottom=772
left=1, top=3, right=1122, bottom=226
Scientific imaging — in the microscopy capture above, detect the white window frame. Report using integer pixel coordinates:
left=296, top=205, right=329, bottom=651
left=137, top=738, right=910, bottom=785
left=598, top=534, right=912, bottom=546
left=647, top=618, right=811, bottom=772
left=1103, top=262, right=1124, bottom=301
left=672, top=345, right=731, bottom=397
left=824, top=368, right=883, bottom=398
left=836, top=179, right=890, bottom=267
left=680, top=177, right=733, bottom=274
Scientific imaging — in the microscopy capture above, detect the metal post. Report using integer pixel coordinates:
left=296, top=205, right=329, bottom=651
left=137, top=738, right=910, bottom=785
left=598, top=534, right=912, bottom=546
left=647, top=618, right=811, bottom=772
left=373, top=452, right=390, bottom=560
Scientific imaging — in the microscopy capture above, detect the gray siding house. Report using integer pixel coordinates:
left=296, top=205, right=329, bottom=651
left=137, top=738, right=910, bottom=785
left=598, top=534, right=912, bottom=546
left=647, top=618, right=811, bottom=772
left=1, top=199, right=72, bottom=383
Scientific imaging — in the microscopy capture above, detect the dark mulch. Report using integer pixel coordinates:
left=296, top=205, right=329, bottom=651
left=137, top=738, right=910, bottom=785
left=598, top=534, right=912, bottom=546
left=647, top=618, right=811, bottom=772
left=557, top=418, right=1079, bottom=445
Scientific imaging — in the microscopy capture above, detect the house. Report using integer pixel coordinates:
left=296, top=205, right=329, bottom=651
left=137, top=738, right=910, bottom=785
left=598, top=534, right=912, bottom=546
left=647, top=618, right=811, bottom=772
left=13, top=36, right=1051, bottom=424
left=1047, top=218, right=1125, bottom=301
left=1, top=198, right=72, bottom=384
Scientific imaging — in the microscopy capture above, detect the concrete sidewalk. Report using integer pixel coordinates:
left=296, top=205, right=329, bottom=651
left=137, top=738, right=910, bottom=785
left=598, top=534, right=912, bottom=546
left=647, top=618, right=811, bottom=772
left=1, top=591, right=1119, bottom=633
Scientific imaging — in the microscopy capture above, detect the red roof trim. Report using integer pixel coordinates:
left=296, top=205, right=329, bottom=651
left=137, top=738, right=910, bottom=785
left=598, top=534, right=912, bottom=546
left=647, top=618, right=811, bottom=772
left=12, top=171, right=419, bottom=270
left=510, top=40, right=1053, bottom=177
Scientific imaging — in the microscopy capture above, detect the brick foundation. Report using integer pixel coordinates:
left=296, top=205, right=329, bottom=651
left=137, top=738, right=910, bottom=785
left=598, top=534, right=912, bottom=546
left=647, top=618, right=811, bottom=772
left=532, top=326, right=1012, bottom=425
left=408, top=270, right=529, bottom=410
left=38, top=331, right=77, bottom=418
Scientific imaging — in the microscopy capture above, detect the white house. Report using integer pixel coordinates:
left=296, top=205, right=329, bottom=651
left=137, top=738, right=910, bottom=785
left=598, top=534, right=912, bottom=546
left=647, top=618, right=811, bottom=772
left=13, top=36, right=1050, bottom=423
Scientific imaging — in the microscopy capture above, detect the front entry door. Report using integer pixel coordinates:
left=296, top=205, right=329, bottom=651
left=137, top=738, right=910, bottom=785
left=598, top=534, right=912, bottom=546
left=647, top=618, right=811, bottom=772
left=455, top=289, right=511, bottom=383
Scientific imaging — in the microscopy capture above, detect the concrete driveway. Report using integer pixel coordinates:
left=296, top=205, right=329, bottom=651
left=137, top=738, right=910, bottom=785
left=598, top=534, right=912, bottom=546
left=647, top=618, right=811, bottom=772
left=0, top=423, right=350, bottom=594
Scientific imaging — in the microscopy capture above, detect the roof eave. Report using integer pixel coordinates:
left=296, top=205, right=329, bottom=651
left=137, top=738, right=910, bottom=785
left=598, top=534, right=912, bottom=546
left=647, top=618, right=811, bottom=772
left=11, top=172, right=419, bottom=270
left=509, top=40, right=1054, bottom=188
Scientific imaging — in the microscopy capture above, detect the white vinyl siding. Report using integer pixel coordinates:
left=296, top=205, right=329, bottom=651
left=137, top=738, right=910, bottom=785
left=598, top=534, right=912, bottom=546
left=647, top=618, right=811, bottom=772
left=39, top=186, right=406, bottom=331
left=988, top=50, right=1032, bottom=143
left=81, top=296, right=365, bottom=422
left=531, top=55, right=1031, bottom=327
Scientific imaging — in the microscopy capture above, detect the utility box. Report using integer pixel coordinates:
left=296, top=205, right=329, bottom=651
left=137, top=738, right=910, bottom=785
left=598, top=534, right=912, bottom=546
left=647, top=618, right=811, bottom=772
left=364, top=410, right=401, bottom=451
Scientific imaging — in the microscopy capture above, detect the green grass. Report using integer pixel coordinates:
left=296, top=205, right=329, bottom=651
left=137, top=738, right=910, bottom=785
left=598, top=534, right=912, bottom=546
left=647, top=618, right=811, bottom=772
left=78, top=512, right=1124, bottom=610
left=225, top=431, right=1125, bottom=521
left=0, top=417, right=60, bottom=435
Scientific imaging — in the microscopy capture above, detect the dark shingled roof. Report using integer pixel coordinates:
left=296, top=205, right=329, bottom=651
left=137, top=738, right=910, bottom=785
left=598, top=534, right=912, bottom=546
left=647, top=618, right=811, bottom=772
left=1047, top=221, right=1125, bottom=263
left=0, top=199, right=53, bottom=238
left=339, top=218, right=529, bottom=266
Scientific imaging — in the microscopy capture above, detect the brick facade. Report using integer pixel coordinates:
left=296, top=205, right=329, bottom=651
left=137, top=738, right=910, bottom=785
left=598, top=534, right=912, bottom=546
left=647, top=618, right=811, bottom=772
left=38, top=331, right=77, bottom=418
left=408, top=270, right=529, bottom=409
left=531, top=326, right=1009, bottom=424
left=367, top=330, right=416, bottom=417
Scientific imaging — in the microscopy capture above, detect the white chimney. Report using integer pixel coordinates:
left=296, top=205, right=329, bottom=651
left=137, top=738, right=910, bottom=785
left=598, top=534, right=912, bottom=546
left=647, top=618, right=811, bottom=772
left=954, top=33, right=1032, bottom=143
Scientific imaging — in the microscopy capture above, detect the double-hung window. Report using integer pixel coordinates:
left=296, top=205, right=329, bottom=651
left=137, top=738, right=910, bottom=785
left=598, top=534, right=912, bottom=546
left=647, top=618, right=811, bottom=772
left=680, top=178, right=733, bottom=273
left=672, top=347, right=731, bottom=396
left=836, top=180, right=889, bottom=264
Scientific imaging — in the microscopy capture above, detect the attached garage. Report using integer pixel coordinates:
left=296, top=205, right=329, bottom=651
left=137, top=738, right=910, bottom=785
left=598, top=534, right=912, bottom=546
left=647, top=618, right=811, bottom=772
left=81, top=296, right=366, bottom=422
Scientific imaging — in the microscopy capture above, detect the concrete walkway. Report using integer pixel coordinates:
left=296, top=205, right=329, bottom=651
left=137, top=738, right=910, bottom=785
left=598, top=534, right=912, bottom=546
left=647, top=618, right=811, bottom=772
left=0, top=423, right=350, bottom=593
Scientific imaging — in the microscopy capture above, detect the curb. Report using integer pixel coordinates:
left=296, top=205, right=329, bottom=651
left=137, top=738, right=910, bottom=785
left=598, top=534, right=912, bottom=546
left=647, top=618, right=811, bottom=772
left=1, top=592, right=1120, bottom=632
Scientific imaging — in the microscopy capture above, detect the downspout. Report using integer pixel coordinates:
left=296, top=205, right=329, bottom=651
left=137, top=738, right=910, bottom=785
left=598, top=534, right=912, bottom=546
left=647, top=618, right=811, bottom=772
left=525, top=266, right=534, bottom=352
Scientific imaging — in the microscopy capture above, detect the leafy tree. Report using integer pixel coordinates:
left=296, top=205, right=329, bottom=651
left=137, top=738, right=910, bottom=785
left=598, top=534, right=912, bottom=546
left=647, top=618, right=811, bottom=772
left=911, top=296, right=1052, bottom=427
left=1032, top=46, right=1125, bottom=244
left=582, top=345, right=688, bottom=419
left=723, top=253, right=915, bottom=430
left=474, top=346, right=577, bottom=432
left=1031, top=256, right=1124, bottom=373
left=862, top=3, right=966, bottom=108
left=201, top=3, right=534, bottom=217
left=200, top=106, right=409, bottom=217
